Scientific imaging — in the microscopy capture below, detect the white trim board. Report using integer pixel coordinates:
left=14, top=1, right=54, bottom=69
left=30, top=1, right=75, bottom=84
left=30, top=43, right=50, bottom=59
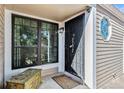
left=84, top=7, right=95, bottom=89
left=62, top=9, right=86, bottom=23
left=58, top=22, right=65, bottom=73
left=6, top=9, right=60, bottom=24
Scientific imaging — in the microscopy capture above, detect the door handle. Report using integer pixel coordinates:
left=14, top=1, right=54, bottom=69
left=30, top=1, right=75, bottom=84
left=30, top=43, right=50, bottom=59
left=69, top=45, right=73, bottom=48
left=70, top=34, right=75, bottom=53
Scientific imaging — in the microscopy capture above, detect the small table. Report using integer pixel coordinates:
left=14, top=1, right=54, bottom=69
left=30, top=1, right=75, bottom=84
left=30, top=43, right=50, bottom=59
left=6, top=69, right=42, bottom=89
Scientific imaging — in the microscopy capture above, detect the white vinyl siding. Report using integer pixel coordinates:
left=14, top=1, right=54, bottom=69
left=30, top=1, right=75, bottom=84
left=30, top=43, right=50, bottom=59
left=96, top=11, right=124, bottom=88
left=0, top=4, right=4, bottom=88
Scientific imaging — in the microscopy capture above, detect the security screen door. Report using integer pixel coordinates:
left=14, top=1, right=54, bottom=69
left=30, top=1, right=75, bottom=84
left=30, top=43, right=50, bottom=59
left=65, top=14, right=85, bottom=78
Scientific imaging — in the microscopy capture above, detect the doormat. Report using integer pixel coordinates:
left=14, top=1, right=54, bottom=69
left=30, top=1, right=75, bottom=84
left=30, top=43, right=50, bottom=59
left=52, top=75, right=80, bottom=89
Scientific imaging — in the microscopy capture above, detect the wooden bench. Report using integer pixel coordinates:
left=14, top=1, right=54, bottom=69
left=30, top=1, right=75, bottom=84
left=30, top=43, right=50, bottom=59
left=6, top=69, right=42, bottom=89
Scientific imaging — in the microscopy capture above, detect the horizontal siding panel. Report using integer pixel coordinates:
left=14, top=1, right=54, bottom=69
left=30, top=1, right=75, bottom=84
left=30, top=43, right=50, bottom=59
left=96, top=12, right=103, bottom=17
left=96, top=26, right=123, bottom=36
left=96, top=13, right=124, bottom=30
left=96, top=32, right=123, bottom=40
left=97, top=41, right=123, bottom=45
left=97, top=72, right=122, bottom=88
left=96, top=30, right=123, bottom=38
left=96, top=58, right=122, bottom=68
left=96, top=68, right=122, bottom=82
left=97, top=47, right=122, bottom=49
left=96, top=14, right=103, bottom=20
left=96, top=51, right=122, bottom=56
left=111, top=26, right=124, bottom=34
left=96, top=11, right=124, bottom=88
left=0, top=32, right=4, bottom=37
left=97, top=39, right=123, bottom=45
left=96, top=20, right=124, bottom=31
left=0, top=4, right=4, bottom=88
left=97, top=70, right=122, bottom=88
left=96, top=42, right=123, bottom=45
left=96, top=30, right=123, bottom=39
left=97, top=42, right=123, bottom=45
left=111, top=22, right=124, bottom=31
left=0, top=34, right=4, bottom=39
left=0, top=20, right=4, bottom=27
left=97, top=36, right=123, bottom=42
left=0, top=16, right=4, bottom=25
left=0, top=12, right=4, bottom=19
left=0, top=43, right=4, bottom=49
left=96, top=53, right=122, bottom=60
left=97, top=66, right=122, bottom=84
left=97, top=66, right=122, bottom=81
left=0, top=6, right=4, bottom=13
left=97, top=44, right=122, bottom=48
left=96, top=47, right=122, bottom=51
left=96, top=59, right=122, bottom=72
left=0, top=29, right=4, bottom=34
left=96, top=56, right=123, bottom=64
left=97, top=31, right=123, bottom=39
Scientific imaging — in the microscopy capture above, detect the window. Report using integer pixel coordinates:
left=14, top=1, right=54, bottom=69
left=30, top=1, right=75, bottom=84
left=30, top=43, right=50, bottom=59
left=100, top=17, right=112, bottom=41
left=40, top=22, right=58, bottom=64
left=12, top=14, right=58, bottom=69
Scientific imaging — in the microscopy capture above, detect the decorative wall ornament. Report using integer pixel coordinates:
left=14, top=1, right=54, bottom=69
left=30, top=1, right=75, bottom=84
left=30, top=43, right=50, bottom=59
left=100, top=17, right=112, bottom=41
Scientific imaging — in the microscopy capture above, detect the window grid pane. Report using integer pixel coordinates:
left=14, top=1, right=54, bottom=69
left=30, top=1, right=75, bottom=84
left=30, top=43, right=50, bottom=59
left=40, top=22, right=58, bottom=64
left=12, top=14, right=58, bottom=69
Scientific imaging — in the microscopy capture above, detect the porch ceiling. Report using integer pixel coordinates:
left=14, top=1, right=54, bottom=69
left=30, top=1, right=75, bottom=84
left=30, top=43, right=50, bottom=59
left=5, top=4, right=88, bottom=22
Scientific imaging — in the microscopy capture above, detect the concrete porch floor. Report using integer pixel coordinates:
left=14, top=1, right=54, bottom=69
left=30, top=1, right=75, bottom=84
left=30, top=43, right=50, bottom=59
left=103, top=74, right=124, bottom=89
left=38, top=73, right=88, bottom=89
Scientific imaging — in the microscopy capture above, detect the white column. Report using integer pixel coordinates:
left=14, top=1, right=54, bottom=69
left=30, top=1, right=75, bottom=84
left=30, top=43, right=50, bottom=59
left=84, top=5, right=96, bottom=89
left=58, top=23, right=65, bottom=72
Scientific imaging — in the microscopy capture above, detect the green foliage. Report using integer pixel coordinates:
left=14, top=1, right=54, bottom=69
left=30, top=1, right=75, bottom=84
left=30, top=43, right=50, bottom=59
left=15, top=25, right=37, bottom=46
left=20, top=25, right=37, bottom=46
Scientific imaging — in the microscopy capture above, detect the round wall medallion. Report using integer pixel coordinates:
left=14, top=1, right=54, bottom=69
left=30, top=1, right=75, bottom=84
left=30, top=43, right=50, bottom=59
left=100, top=17, right=112, bottom=41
